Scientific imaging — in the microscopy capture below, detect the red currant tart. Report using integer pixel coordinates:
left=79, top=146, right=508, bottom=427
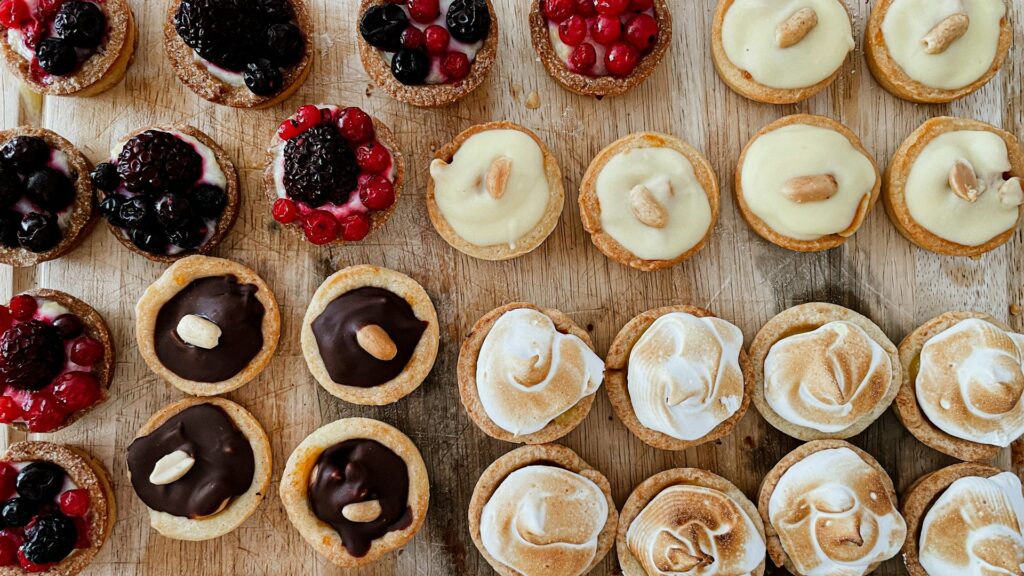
left=0, top=0, right=135, bottom=96
left=265, top=105, right=404, bottom=245
left=357, top=0, right=498, bottom=107
left=530, top=0, right=672, bottom=97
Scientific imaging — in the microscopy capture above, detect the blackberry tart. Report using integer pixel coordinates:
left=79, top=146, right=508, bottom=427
left=0, top=127, right=95, bottom=267
left=266, top=104, right=404, bottom=245
left=0, top=0, right=136, bottom=96
left=357, top=0, right=498, bottom=107
left=164, top=0, right=313, bottom=108
left=93, top=125, right=240, bottom=262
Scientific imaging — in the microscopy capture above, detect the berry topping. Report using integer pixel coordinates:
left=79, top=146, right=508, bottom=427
left=189, top=184, right=226, bottom=218
left=423, top=24, right=450, bottom=56
left=629, top=0, right=653, bottom=10
left=264, top=22, right=304, bottom=67
left=116, top=130, right=202, bottom=195
left=0, top=398, right=21, bottom=424
left=592, top=15, right=622, bottom=46
left=575, top=0, right=598, bottom=16
left=257, top=0, right=294, bottom=22
left=0, top=0, right=30, bottom=29
left=284, top=124, right=358, bottom=207
left=165, top=218, right=207, bottom=250
left=154, top=193, right=191, bottom=228
left=442, top=50, right=470, bottom=81
left=69, top=336, right=102, bottom=366
left=1, top=498, right=36, bottom=528
left=339, top=213, right=371, bottom=242
left=98, top=195, right=125, bottom=227
left=15, top=463, right=63, bottom=502
left=243, top=58, right=283, bottom=97
left=544, top=0, right=574, bottom=22
left=391, top=48, right=430, bottom=85
left=52, top=372, right=100, bottom=412
left=89, top=162, right=120, bottom=192
left=447, top=0, right=491, bottom=43
left=53, top=1, right=106, bottom=49
left=355, top=142, right=391, bottom=174
left=0, top=320, right=63, bottom=390
left=17, top=213, right=60, bottom=253
left=559, top=15, right=587, bottom=46
left=338, top=107, right=375, bottom=144
left=569, top=42, right=597, bottom=74
left=8, top=295, right=35, bottom=321
left=0, top=535, right=13, bottom=567
left=117, top=196, right=152, bottom=229
left=21, top=513, right=76, bottom=565
left=625, top=12, right=658, bottom=51
left=400, top=26, right=424, bottom=49
left=57, top=490, right=89, bottom=518
left=278, top=104, right=321, bottom=140
left=0, top=466, right=14, bottom=501
left=409, top=0, right=439, bottom=24
left=128, top=227, right=167, bottom=254
left=359, top=176, right=396, bottom=211
left=301, top=210, right=338, bottom=245
left=0, top=137, right=48, bottom=173
left=271, top=197, right=298, bottom=224
left=51, top=314, right=82, bottom=339
left=359, top=4, right=408, bottom=52
left=595, top=0, right=630, bottom=16
left=24, top=389, right=63, bottom=430
left=0, top=166, right=24, bottom=209
left=34, top=38, right=76, bottom=76
left=0, top=211, right=18, bottom=249
left=24, top=169, right=73, bottom=213
left=17, top=548, right=48, bottom=573
left=606, top=40, right=639, bottom=76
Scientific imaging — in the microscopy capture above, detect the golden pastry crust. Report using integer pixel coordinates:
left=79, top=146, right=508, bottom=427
left=527, top=0, right=672, bottom=98
left=894, top=311, right=1005, bottom=462
left=279, top=417, right=430, bottom=568
left=883, top=117, right=1024, bottom=257
left=162, top=0, right=313, bottom=108
left=617, top=467, right=766, bottom=576
left=579, top=132, right=720, bottom=271
left=458, top=302, right=599, bottom=444
left=300, top=265, right=439, bottom=406
left=865, top=0, right=1012, bottom=104
left=750, top=302, right=901, bottom=441
left=735, top=114, right=880, bottom=252
left=357, top=0, right=498, bottom=107
left=711, top=0, right=850, bottom=104
left=0, top=127, right=96, bottom=267
left=605, top=305, right=753, bottom=450
left=468, top=444, right=618, bottom=576
left=0, top=0, right=136, bottom=97
left=129, top=397, right=272, bottom=541
left=426, top=121, right=565, bottom=261
left=135, top=255, right=281, bottom=396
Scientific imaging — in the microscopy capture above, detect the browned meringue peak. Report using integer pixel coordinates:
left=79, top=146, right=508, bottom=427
left=626, top=485, right=765, bottom=576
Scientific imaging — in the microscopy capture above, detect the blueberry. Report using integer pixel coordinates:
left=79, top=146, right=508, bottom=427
left=22, top=513, right=76, bottom=564
left=447, top=0, right=491, bottom=43
left=242, top=58, right=283, bottom=96
left=15, top=462, right=64, bottom=502
left=189, top=184, right=226, bottom=218
left=98, top=194, right=127, bottom=227
left=0, top=165, right=24, bottom=209
left=165, top=217, right=207, bottom=250
left=89, top=162, right=120, bottom=192
left=54, top=0, right=107, bottom=49
left=118, top=196, right=152, bottom=229
left=52, top=314, right=83, bottom=339
left=1, top=497, right=38, bottom=528
left=17, top=213, right=61, bottom=253
left=128, top=226, right=167, bottom=254
left=25, top=169, right=74, bottom=213
left=391, top=48, right=430, bottom=85
left=154, top=193, right=192, bottom=228
left=264, top=22, right=304, bottom=67
left=360, top=4, right=408, bottom=52
left=257, top=0, right=294, bottom=23
left=0, top=210, right=20, bottom=248
left=35, top=38, right=78, bottom=76
left=0, top=136, right=49, bottom=173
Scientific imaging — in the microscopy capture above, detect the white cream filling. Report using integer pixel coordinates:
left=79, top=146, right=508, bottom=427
left=192, top=52, right=246, bottom=88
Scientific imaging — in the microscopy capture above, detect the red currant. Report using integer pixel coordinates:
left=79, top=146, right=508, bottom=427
left=0, top=533, right=15, bottom=567
left=278, top=105, right=320, bottom=140
left=408, top=0, right=439, bottom=23
left=625, top=13, right=658, bottom=51
left=401, top=26, right=424, bottom=49
left=558, top=15, right=587, bottom=46
left=0, top=464, right=16, bottom=500
left=0, top=306, right=10, bottom=334
left=543, top=0, right=573, bottom=22
left=17, top=549, right=49, bottom=573
left=574, top=0, right=597, bottom=17
left=0, top=398, right=21, bottom=424
left=605, top=41, right=639, bottom=76
left=441, top=51, right=470, bottom=81
left=568, top=42, right=597, bottom=75
left=0, top=0, right=29, bottom=29
left=339, top=213, right=372, bottom=242
left=591, top=15, right=621, bottom=45
left=338, top=107, right=375, bottom=144
left=629, top=0, right=653, bottom=9
left=59, top=489, right=90, bottom=517
left=69, top=336, right=103, bottom=366
left=355, top=143, right=392, bottom=174
left=24, top=392, right=65, bottom=433
left=73, top=517, right=90, bottom=549
left=8, top=295, right=35, bottom=321
left=52, top=371, right=100, bottom=412
left=301, top=211, right=339, bottom=245
left=359, top=176, right=396, bottom=211
left=424, top=25, right=450, bottom=56
left=595, top=0, right=629, bottom=16
left=272, top=198, right=298, bottom=224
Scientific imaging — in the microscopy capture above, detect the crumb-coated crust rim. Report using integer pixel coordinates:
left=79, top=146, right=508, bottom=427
left=616, top=467, right=766, bottom=576
left=735, top=114, right=881, bottom=253
left=527, top=0, right=673, bottom=98
left=749, top=302, right=901, bottom=441
left=579, top=132, right=719, bottom=271
left=467, top=444, right=618, bottom=576
left=134, top=255, right=281, bottom=396
left=299, top=265, right=439, bottom=406
left=605, top=305, right=753, bottom=450
left=357, top=0, right=499, bottom=108
left=883, top=117, right=1024, bottom=257
left=426, top=121, right=565, bottom=261
left=279, top=417, right=430, bottom=568
left=458, top=302, right=599, bottom=444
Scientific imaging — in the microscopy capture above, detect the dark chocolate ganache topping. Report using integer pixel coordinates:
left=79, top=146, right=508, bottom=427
left=126, top=403, right=255, bottom=518
left=311, top=287, right=428, bottom=387
left=154, top=275, right=265, bottom=383
left=308, top=439, right=412, bottom=557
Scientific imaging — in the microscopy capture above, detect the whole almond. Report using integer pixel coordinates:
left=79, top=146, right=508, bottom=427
left=486, top=157, right=513, bottom=200
left=342, top=500, right=382, bottom=523
left=629, top=185, right=669, bottom=228
left=356, top=324, right=398, bottom=361
left=949, top=160, right=981, bottom=202
left=999, top=177, right=1023, bottom=208
left=782, top=174, right=838, bottom=203
left=776, top=8, right=818, bottom=49
left=922, top=13, right=970, bottom=55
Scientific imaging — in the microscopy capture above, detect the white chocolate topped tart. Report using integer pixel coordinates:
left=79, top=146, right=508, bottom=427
left=750, top=303, right=901, bottom=441
left=605, top=305, right=754, bottom=451
left=866, top=0, right=1012, bottom=104
left=458, top=303, right=604, bottom=444
left=428, top=122, right=565, bottom=260
left=884, top=117, right=1024, bottom=257
left=579, top=132, right=720, bottom=271
left=758, top=440, right=907, bottom=576
left=712, top=0, right=854, bottom=104
left=617, top=468, right=767, bottom=576
left=736, top=115, right=881, bottom=252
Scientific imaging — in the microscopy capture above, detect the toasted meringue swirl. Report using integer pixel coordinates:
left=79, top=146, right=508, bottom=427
left=920, top=472, right=1024, bottom=576
left=480, top=465, right=608, bottom=576
left=768, top=448, right=907, bottom=576
left=916, top=318, right=1024, bottom=447
left=477, top=308, right=604, bottom=435
left=628, top=313, right=746, bottom=441
left=627, top=485, right=766, bottom=576
left=764, top=322, right=893, bottom=433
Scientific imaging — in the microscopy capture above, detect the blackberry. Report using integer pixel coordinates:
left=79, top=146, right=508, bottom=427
left=116, top=130, right=202, bottom=194
left=17, top=213, right=61, bottom=253
left=391, top=48, right=430, bottom=85
left=360, top=4, right=408, bottom=52
left=128, top=226, right=167, bottom=254
left=175, top=0, right=250, bottom=72
left=89, top=162, right=120, bottom=192
left=35, top=38, right=78, bottom=76
left=53, top=0, right=106, bottom=49
left=16, top=463, right=64, bottom=502
left=165, top=217, right=207, bottom=250
left=154, top=193, right=191, bottom=227
left=0, top=320, right=64, bottom=390
left=0, top=210, right=19, bottom=248
left=117, top=196, right=153, bottom=229
left=1, top=497, right=37, bottom=528
left=257, top=0, right=294, bottom=23
left=283, top=124, right=358, bottom=207
left=189, top=184, right=226, bottom=218
left=243, top=59, right=283, bottom=97
left=447, top=0, right=491, bottom=43
left=98, top=194, right=127, bottom=227
left=0, top=165, right=24, bottom=208
left=264, top=22, right=304, bottom=67
left=25, top=169, right=74, bottom=213
left=0, top=136, right=49, bottom=173
left=22, top=513, right=76, bottom=565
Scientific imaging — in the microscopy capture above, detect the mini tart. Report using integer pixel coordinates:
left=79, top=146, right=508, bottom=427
left=579, top=132, right=719, bottom=271
left=0, top=441, right=115, bottom=575
left=0, top=127, right=95, bottom=267
left=280, top=417, right=430, bottom=567
left=468, top=444, right=617, bottom=576
left=458, top=302, right=601, bottom=444
left=750, top=303, right=900, bottom=441
left=865, top=0, right=1012, bottom=104
left=528, top=0, right=672, bottom=98
left=126, top=397, right=271, bottom=541
left=605, top=305, right=753, bottom=451
left=735, top=114, right=881, bottom=252
left=135, top=255, right=281, bottom=396
left=427, top=121, right=564, bottom=261
left=883, top=117, right=1024, bottom=258
left=617, top=468, right=767, bottom=576
left=300, top=265, right=439, bottom=406
left=357, top=0, right=498, bottom=108
left=163, top=0, right=314, bottom=108
left=0, top=0, right=136, bottom=97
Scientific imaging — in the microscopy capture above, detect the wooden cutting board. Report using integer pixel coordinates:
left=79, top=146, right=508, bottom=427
left=1, top=0, right=1022, bottom=574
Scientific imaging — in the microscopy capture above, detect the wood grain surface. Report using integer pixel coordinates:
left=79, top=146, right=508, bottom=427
left=1, top=0, right=1022, bottom=574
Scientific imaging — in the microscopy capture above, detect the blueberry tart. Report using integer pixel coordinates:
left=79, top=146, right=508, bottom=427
left=0, top=127, right=96, bottom=267
left=164, top=0, right=313, bottom=108
left=265, top=104, right=404, bottom=245
left=357, top=0, right=498, bottom=107
left=0, top=0, right=135, bottom=96
left=93, top=124, right=240, bottom=262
